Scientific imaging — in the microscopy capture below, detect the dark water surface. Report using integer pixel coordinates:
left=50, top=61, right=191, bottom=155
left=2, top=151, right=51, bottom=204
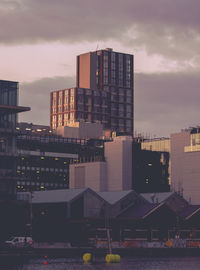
left=2, top=257, right=200, bottom=270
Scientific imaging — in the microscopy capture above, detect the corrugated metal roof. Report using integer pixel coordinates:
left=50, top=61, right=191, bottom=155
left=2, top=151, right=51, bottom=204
left=119, top=203, right=159, bottom=219
left=97, top=190, right=133, bottom=205
left=179, top=205, right=200, bottom=219
left=32, top=188, right=87, bottom=204
left=140, top=192, right=174, bottom=204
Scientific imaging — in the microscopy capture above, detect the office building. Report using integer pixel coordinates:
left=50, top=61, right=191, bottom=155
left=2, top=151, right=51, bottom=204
left=15, top=123, right=105, bottom=192
left=171, top=127, right=200, bottom=204
left=141, top=137, right=171, bottom=186
left=132, top=141, right=170, bottom=193
left=0, top=80, right=30, bottom=199
left=50, top=48, right=134, bottom=136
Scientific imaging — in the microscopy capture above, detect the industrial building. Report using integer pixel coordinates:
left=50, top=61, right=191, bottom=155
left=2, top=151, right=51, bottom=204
left=50, top=48, right=134, bottom=136
left=16, top=188, right=200, bottom=245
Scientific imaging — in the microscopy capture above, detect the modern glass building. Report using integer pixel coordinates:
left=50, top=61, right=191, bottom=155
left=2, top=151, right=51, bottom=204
left=0, top=80, right=30, bottom=199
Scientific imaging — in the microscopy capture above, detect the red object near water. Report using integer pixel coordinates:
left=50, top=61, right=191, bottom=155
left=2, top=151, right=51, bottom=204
left=44, top=260, right=47, bottom=265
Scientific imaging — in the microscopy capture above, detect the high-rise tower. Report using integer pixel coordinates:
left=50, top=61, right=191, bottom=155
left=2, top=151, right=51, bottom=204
left=50, top=48, right=134, bottom=136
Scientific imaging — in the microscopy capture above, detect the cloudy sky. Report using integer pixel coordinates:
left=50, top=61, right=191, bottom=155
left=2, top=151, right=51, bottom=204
left=1, top=0, right=200, bottom=137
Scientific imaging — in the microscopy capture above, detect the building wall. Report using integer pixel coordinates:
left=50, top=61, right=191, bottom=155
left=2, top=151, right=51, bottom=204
left=51, top=48, right=134, bottom=135
left=0, top=80, right=21, bottom=198
left=105, top=136, right=132, bottom=191
left=141, top=138, right=170, bottom=152
left=107, top=191, right=145, bottom=218
left=141, top=138, right=171, bottom=185
left=77, top=53, right=91, bottom=89
left=133, top=142, right=170, bottom=193
left=84, top=190, right=106, bottom=218
left=70, top=161, right=107, bottom=191
left=170, top=130, right=200, bottom=203
left=56, top=122, right=103, bottom=139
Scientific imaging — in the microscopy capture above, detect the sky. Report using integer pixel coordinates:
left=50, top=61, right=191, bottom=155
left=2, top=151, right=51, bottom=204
left=1, top=0, right=200, bottom=137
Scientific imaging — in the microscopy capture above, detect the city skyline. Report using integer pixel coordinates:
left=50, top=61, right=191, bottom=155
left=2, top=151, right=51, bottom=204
left=1, top=0, right=200, bottom=136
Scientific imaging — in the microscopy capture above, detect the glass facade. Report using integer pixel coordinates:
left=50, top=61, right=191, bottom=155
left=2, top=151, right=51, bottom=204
left=141, top=138, right=171, bottom=185
left=0, top=80, right=18, bottom=129
left=0, top=80, right=23, bottom=198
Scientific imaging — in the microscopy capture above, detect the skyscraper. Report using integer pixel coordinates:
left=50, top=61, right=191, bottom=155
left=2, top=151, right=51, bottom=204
left=50, top=48, right=134, bottom=135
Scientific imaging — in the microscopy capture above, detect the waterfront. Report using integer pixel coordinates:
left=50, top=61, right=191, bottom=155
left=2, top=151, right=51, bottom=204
left=2, top=257, right=200, bottom=270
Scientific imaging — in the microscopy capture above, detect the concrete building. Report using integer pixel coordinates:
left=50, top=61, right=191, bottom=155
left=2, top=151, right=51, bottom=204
left=105, top=136, right=133, bottom=191
left=70, top=161, right=107, bottom=191
left=70, top=136, right=132, bottom=191
left=171, top=127, right=200, bottom=204
left=50, top=48, right=134, bottom=136
left=15, top=123, right=104, bottom=192
left=56, top=121, right=103, bottom=139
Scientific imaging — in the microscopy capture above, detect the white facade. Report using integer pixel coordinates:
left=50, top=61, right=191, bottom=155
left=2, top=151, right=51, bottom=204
left=105, top=136, right=133, bottom=191
left=70, top=161, right=107, bottom=191
left=56, top=121, right=103, bottom=139
left=69, top=136, right=133, bottom=191
left=171, top=129, right=200, bottom=204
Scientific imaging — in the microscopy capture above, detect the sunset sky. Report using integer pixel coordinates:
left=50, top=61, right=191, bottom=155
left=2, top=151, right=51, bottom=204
left=1, top=0, right=200, bottom=137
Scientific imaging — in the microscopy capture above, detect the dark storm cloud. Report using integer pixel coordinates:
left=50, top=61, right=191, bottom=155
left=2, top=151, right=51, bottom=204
left=135, top=72, right=200, bottom=136
left=19, top=71, right=200, bottom=137
left=1, top=0, right=200, bottom=61
left=19, top=76, right=75, bottom=124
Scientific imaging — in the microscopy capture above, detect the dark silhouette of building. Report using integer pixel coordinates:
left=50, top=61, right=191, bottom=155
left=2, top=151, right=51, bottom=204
left=132, top=141, right=170, bottom=193
left=0, top=80, right=30, bottom=199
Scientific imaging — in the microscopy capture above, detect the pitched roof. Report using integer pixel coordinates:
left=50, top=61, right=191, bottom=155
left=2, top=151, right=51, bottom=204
left=119, top=203, right=162, bottom=219
left=141, top=192, right=174, bottom=204
left=32, top=188, right=87, bottom=204
left=179, top=205, right=200, bottom=219
left=97, top=190, right=133, bottom=205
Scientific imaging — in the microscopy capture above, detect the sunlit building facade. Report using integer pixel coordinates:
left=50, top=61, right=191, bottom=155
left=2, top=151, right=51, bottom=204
left=50, top=48, right=134, bottom=136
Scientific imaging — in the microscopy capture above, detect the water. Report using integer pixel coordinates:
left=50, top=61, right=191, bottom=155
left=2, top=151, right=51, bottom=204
left=2, top=257, right=200, bottom=270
